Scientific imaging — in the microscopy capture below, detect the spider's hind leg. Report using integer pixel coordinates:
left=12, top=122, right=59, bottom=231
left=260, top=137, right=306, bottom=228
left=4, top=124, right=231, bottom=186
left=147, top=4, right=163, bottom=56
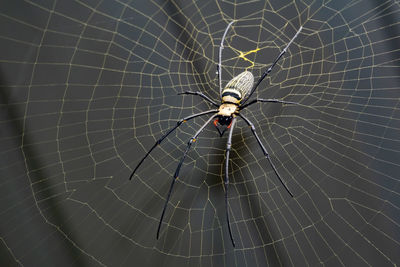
left=218, top=20, right=236, bottom=98
left=241, top=26, right=302, bottom=105
left=239, top=98, right=299, bottom=110
left=178, top=91, right=219, bottom=107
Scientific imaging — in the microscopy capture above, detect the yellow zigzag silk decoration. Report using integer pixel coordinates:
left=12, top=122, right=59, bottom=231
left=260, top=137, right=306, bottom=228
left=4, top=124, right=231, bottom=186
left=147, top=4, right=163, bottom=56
left=232, top=47, right=261, bottom=70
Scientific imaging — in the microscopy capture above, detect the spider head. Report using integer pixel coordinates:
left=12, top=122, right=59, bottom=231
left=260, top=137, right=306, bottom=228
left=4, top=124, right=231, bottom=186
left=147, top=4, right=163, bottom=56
left=213, top=115, right=233, bottom=137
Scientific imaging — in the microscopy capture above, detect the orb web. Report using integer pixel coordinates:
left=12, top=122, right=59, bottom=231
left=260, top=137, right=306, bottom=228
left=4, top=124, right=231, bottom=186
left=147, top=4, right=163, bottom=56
left=0, top=0, right=399, bottom=266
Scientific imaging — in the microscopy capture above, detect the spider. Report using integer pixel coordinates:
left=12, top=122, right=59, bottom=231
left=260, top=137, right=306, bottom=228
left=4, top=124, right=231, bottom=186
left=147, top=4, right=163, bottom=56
left=129, top=21, right=302, bottom=247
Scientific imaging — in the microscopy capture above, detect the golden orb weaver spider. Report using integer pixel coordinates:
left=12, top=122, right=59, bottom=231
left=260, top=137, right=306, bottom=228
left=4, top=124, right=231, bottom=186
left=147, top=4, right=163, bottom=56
left=129, top=21, right=302, bottom=247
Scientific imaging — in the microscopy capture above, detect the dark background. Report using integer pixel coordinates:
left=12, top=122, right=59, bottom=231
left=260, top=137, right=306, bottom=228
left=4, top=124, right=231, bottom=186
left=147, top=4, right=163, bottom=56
left=0, top=0, right=399, bottom=266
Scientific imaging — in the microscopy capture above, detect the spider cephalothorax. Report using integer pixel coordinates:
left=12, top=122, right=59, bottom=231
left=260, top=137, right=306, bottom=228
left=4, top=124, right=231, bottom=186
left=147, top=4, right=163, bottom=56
left=214, top=102, right=239, bottom=136
left=129, top=21, right=303, bottom=247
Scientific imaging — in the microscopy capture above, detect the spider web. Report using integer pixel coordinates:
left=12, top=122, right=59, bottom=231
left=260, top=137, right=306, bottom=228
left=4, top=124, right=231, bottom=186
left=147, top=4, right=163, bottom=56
left=0, top=0, right=399, bottom=266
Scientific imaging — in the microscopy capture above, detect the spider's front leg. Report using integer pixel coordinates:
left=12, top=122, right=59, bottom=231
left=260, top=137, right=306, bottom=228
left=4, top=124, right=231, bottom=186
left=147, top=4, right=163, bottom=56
left=157, top=114, right=218, bottom=239
left=238, top=114, right=293, bottom=197
left=224, top=116, right=237, bottom=247
left=129, top=109, right=217, bottom=180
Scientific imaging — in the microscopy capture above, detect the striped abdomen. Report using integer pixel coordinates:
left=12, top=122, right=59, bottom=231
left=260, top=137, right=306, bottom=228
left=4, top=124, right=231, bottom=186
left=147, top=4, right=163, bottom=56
left=221, top=71, right=254, bottom=104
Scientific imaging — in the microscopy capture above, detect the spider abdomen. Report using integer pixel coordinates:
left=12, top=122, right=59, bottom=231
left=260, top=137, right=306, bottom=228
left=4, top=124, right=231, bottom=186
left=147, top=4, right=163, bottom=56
left=221, top=71, right=254, bottom=104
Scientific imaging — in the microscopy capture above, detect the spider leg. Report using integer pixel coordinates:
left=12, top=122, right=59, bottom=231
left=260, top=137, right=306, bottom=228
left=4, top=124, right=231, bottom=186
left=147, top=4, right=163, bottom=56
left=240, top=98, right=299, bottom=110
left=238, top=114, right=293, bottom=197
left=242, top=26, right=302, bottom=104
left=224, top=116, right=237, bottom=247
left=218, top=20, right=236, bottom=98
left=178, top=91, right=219, bottom=107
left=157, top=114, right=217, bottom=239
left=129, top=109, right=218, bottom=180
